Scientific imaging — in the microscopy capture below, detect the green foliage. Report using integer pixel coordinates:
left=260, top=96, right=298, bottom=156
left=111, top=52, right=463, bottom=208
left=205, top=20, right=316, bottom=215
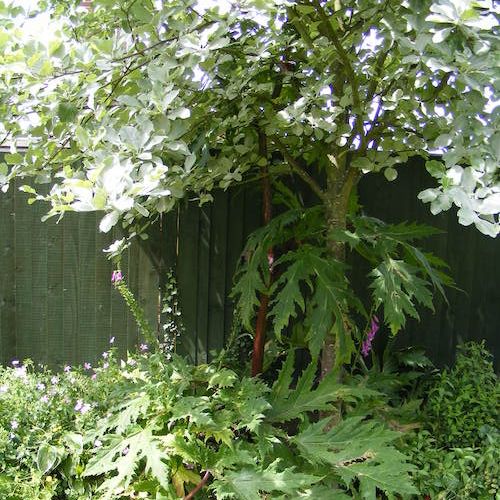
left=0, top=0, right=497, bottom=237
left=402, top=341, right=500, bottom=498
left=0, top=349, right=417, bottom=499
left=233, top=209, right=451, bottom=363
left=425, top=341, right=499, bottom=449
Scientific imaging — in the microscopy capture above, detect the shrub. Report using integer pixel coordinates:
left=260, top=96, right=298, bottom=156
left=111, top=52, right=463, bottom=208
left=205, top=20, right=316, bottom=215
left=0, top=349, right=418, bottom=499
left=405, top=341, right=500, bottom=498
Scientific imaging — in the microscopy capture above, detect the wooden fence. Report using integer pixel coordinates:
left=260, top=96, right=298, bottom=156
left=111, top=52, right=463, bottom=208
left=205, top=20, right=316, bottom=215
left=0, top=156, right=498, bottom=369
left=0, top=178, right=159, bottom=367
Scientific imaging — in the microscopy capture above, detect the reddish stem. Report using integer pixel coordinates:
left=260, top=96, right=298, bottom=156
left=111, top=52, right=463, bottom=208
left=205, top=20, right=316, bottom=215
left=183, top=471, right=212, bottom=500
left=251, top=132, right=273, bottom=377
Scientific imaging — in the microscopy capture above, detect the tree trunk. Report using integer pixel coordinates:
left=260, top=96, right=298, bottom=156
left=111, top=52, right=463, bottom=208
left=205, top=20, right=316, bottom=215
left=320, top=183, right=350, bottom=379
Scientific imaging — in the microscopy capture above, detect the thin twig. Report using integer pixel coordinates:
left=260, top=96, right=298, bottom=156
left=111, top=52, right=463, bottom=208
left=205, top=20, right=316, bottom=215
left=183, top=471, right=212, bottom=500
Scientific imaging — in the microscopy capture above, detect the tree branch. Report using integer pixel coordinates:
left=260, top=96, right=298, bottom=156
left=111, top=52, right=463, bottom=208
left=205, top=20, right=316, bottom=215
left=272, top=137, right=328, bottom=203
left=184, top=471, right=212, bottom=500
left=313, top=0, right=361, bottom=115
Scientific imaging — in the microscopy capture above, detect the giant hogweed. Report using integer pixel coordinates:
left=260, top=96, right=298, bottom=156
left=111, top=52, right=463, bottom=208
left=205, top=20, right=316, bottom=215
left=232, top=208, right=452, bottom=365
left=78, top=351, right=417, bottom=499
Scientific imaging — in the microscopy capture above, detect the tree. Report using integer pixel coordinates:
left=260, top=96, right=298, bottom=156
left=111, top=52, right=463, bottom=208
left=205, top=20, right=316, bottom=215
left=0, top=0, right=498, bottom=373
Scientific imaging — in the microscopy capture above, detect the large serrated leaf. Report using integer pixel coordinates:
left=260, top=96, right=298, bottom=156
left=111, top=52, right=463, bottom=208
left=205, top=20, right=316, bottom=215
left=292, top=417, right=417, bottom=497
left=211, top=460, right=320, bottom=500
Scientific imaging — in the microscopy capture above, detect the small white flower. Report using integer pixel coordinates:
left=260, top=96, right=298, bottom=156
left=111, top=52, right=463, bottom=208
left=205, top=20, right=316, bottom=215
left=11, top=420, right=18, bottom=430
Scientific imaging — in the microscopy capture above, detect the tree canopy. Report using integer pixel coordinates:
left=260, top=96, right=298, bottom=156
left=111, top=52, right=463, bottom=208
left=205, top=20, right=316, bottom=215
left=0, top=0, right=498, bottom=237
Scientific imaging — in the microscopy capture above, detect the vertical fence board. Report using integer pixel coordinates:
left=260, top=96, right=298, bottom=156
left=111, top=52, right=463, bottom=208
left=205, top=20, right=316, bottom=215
left=0, top=186, right=15, bottom=362
left=224, top=189, right=245, bottom=339
left=30, top=202, right=49, bottom=365
left=196, top=205, right=211, bottom=364
left=77, top=214, right=97, bottom=365
left=137, top=245, right=159, bottom=349
left=47, top=217, right=65, bottom=367
left=61, top=215, right=80, bottom=366
left=13, top=187, right=34, bottom=361
left=94, top=227, right=112, bottom=363
left=177, top=203, right=200, bottom=362
left=208, top=193, right=228, bottom=359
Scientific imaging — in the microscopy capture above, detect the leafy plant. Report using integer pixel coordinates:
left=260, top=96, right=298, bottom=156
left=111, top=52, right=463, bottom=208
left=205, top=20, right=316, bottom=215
left=426, top=341, right=499, bottom=449
left=232, top=210, right=452, bottom=366
left=403, top=341, right=500, bottom=498
left=0, top=348, right=418, bottom=499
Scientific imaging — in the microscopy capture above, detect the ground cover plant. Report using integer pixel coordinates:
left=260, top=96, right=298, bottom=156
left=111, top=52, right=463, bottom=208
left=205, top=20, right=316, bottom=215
left=0, top=344, right=419, bottom=499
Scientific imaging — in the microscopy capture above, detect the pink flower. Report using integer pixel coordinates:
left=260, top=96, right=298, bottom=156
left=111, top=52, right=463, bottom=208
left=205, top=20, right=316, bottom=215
left=84, top=362, right=92, bottom=370
left=139, top=343, right=148, bottom=351
left=64, top=365, right=71, bottom=373
left=74, top=399, right=91, bottom=414
left=111, top=270, right=123, bottom=283
left=361, top=315, right=380, bottom=358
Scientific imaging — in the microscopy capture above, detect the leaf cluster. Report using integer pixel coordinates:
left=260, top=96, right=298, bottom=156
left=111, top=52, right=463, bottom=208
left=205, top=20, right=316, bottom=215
left=232, top=207, right=452, bottom=363
left=0, top=349, right=418, bottom=499
left=401, top=341, right=500, bottom=498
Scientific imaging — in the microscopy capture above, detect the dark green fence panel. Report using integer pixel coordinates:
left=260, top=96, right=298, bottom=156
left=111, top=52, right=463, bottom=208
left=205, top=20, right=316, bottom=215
left=0, top=179, right=159, bottom=368
left=163, top=185, right=261, bottom=363
left=357, top=158, right=500, bottom=367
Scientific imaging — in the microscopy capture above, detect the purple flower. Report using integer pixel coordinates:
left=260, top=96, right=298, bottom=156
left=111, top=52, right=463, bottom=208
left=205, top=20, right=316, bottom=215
left=11, top=360, right=19, bottom=366
left=139, top=343, right=148, bottom=352
left=361, top=315, right=380, bottom=358
left=84, top=362, right=92, bottom=370
left=111, top=270, right=123, bottom=283
left=74, top=399, right=91, bottom=414
left=51, top=376, right=59, bottom=385
left=64, top=365, right=71, bottom=373
left=36, top=383, right=46, bottom=391
left=11, top=420, right=18, bottom=430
